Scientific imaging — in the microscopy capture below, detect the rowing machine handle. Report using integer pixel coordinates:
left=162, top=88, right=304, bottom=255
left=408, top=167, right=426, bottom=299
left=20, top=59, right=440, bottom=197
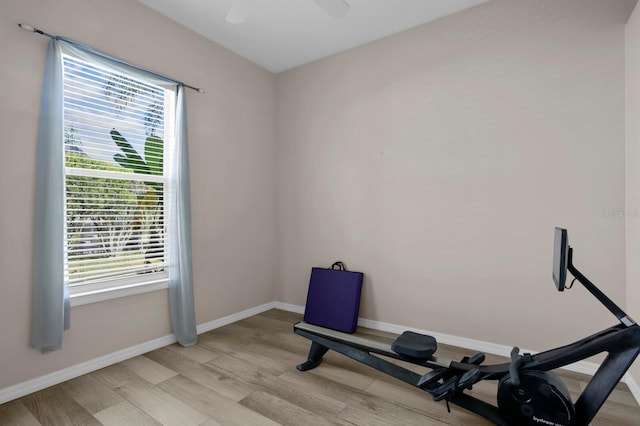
left=509, top=347, right=525, bottom=386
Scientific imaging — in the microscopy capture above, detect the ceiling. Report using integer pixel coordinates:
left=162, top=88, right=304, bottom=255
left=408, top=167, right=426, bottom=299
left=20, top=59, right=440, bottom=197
left=136, top=0, right=490, bottom=73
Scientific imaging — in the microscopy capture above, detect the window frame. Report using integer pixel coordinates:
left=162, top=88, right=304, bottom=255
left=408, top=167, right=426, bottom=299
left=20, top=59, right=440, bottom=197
left=60, top=53, right=176, bottom=305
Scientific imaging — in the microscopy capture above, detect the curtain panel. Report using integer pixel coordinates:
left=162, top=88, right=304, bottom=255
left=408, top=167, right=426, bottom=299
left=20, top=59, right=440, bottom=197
left=168, top=87, right=197, bottom=347
left=31, top=39, right=68, bottom=353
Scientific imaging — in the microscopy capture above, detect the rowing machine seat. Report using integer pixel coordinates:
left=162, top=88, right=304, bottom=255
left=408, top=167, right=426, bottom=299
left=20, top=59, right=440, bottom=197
left=391, top=331, right=437, bottom=360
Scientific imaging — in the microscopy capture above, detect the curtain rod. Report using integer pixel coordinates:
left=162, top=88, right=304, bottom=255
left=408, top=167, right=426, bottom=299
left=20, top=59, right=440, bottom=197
left=18, top=23, right=205, bottom=93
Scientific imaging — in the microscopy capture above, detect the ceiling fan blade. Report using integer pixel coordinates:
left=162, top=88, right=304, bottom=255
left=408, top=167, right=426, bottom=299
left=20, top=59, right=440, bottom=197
left=312, top=0, right=350, bottom=19
left=226, top=0, right=257, bottom=24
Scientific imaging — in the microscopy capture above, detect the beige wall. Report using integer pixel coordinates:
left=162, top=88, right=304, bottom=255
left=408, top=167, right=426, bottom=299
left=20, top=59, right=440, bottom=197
left=276, top=0, right=635, bottom=351
left=0, top=0, right=276, bottom=389
left=626, top=0, right=640, bottom=392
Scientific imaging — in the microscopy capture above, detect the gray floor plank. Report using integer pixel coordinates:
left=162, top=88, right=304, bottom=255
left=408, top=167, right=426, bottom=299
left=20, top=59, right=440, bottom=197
left=20, top=386, right=101, bottom=426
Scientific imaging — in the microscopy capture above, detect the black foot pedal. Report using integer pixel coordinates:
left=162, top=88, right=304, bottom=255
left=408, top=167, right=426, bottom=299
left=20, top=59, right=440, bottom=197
left=461, top=352, right=485, bottom=365
left=432, top=369, right=480, bottom=401
left=417, top=368, right=449, bottom=388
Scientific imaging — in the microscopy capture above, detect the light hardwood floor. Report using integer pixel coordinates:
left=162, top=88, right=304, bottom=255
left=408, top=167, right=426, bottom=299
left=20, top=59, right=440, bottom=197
left=1, top=309, right=639, bottom=425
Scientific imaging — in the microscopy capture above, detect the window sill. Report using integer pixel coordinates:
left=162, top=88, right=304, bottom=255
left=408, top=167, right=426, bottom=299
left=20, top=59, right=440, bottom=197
left=70, top=279, right=169, bottom=307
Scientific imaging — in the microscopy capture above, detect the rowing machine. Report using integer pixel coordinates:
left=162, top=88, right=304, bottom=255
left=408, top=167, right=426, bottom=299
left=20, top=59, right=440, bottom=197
left=293, top=228, right=640, bottom=425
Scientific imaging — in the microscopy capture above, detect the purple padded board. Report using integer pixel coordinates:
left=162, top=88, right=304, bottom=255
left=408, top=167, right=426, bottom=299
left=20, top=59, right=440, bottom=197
left=303, top=267, right=364, bottom=333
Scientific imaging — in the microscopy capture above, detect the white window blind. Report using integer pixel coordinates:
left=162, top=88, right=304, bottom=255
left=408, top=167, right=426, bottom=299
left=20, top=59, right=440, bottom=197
left=62, top=55, right=175, bottom=295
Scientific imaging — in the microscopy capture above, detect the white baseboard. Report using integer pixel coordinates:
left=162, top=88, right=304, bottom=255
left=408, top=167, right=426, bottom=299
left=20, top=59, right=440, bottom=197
left=0, top=334, right=177, bottom=405
left=273, top=301, right=305, bottom=314
left=0, top=302, right=277, bottom=405
left=196, top=302, right=277, bottom=334
left=626, top=372, right=640, bottom=404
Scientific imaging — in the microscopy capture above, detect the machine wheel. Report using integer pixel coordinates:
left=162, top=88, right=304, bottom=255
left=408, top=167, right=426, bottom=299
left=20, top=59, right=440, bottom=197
left=497, top=370, right=575, bottom=426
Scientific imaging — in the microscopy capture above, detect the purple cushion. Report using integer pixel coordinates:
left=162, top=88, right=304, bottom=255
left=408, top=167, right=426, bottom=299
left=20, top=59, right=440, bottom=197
left=303, top=267, right=363, bottom=333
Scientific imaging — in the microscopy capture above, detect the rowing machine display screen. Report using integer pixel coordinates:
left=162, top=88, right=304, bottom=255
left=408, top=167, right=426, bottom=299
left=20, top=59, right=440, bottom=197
left=553, top=227, right=568, bottom=291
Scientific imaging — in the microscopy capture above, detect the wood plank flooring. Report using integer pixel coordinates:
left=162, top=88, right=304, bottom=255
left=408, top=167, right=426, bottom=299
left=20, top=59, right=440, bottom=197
left=1, top=309, right=639, bottom=425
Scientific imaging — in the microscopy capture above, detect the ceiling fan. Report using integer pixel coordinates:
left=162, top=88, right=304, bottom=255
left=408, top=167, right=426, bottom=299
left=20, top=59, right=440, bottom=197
left=226, top=0, right=351, bottom=24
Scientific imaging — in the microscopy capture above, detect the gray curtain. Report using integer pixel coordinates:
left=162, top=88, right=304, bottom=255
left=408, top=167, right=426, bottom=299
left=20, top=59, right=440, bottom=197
left=31, top=38, right=197, bottom=352
left=168, top=86, right=197, bottom=347
left=31, top=39, right=69, bottom=353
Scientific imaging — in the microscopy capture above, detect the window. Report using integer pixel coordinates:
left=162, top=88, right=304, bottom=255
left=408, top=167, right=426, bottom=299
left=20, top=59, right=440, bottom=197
left=32, top=36, right=196, bottom=352
left=62, top=55, right=175, bottom=301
